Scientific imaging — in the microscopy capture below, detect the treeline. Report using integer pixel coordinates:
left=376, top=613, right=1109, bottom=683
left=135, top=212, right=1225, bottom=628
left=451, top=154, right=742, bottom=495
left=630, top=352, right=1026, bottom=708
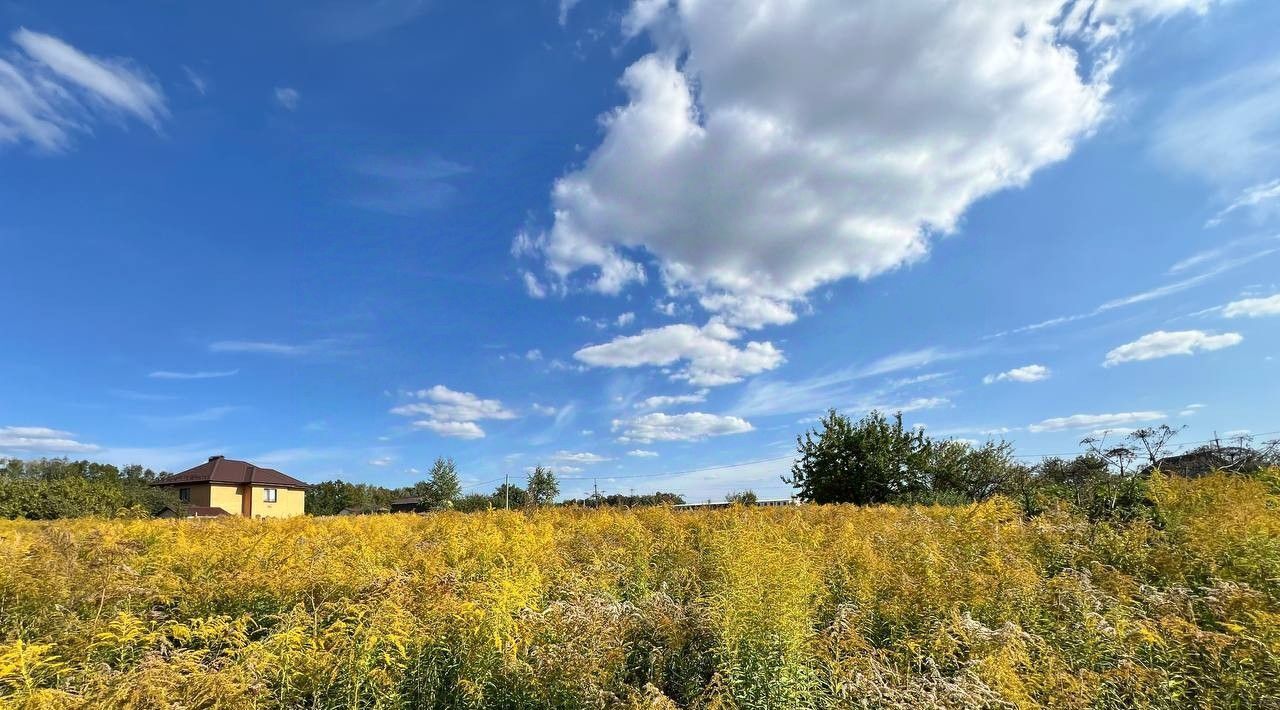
left=788, top=409, right=1280, bottom=521
left=308, top=458, right=686, bottom=515
left=0, top=458, right=176, bottom=519
left=306, top=460, right=568, bottom=515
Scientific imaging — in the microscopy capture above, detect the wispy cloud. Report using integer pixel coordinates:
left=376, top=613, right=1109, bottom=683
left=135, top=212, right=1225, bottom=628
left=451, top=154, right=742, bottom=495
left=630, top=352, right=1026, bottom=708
left=991, top=242, right=1279, bottom=338
left=305, top=0, right=432, bottom=43
left=1206, top=179, right=1280, bottom=228
left=137, top=406, right=240, bottom=426
left=347, top=154, right=469, bottom=215
left=209, top=339, right=344, bottom=357
left=0, top=426, right=99, bottom=453
left=0, top=28, right=167, bottom=151
left=732, top=347, right=968, bottom=418
left=109, top=389, right=177, bottom=401
left=1028, top=411, right=1166, bottom=433
left=148, top=369, right=239, bottom=380
left=274, top=86, right=300, bottom=110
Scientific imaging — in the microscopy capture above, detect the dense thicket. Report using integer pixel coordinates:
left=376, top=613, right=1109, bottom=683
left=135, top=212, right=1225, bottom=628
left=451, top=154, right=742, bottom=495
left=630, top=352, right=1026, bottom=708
left=0, top=458, right=176, bottom=519
left=2, top=472, right=1277, bottom=708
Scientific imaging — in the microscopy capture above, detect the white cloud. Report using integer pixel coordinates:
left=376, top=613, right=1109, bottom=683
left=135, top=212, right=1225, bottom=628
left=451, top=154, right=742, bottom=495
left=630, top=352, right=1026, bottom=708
left=1104, top=330, right=1243, bottom=366
left=519, top=0, right=1212, bottom=327
left=274, top=86, right=300, bottom=110
left=138, top=406, right=239, bottom=426
left=531, top=403, right=560, bottom=416
left=148, top=369, right=239, bottom=380
left=613, top=411, right=753, bottom=443
left=1223, top=294, right=1280, bottom=318
left=182, top=65, right=207, bottom=95
left=1206, top=179, right=1280, bottom=228
left=558, top=0, right=584, bottom=25
left=574, top=322, right=783, bottom=386
left=368, top=456, right=394, bottom=466
left=391, top=385, right=516, bottom=439
left=864, top=397, right=950, bottom=415
left=0, top=426, right=99, bottom=453
left=522, top=271, right=548, bottom=298
left=0, top=29, right=167, bottom=152
left=209, top=339, right=338, bottom=356
left=1154, top=59, right=1280, bottom=188
left=983, top=364, right=1050, bottom=384
left=627, top=449, right=659, bottom=457
left=993, top=244, right=1277, bottom=338
left=615, top=312, right=636, bottom=327
left=1028, top=411, right=1166, bottom=433
left=392, top=385, right=517, bottom=422
left=525, top=349, right=543, bottom=361
left=550, top=450, right=610, bottom=464
left=731, top=347, right=967, bottom=418
left=1179, top=403, right=1206, bottom=417
left=413, top=420, right=485, bottom=439
left=635, top=389, right=708, bottom=410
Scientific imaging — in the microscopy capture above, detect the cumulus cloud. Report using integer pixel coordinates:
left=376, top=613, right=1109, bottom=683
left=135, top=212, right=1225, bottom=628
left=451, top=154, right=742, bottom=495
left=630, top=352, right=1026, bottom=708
left=1223, top=294, right=1280, bottom=318
left=391, top=385, right=516, bottom=439
left=0, top=426, right=99, bottom=453
left=613, top=411, right=753, bottom=443
left=627, top=449, right=659, bottom=457
left=1104, top=330, right=1243, bottom=366
left=518, top=0, right=1213, bottom=327
left=1028, top=411, right=1166, bottom=433
left=574, top=322, right=783, bottom=386
left=635, top=389, right=708, bottom=410
left=412, top=419, right=485, bottom=439
left=983, top=364, right=1051, bottom=384
left=0, top=28, right=167, bottom=152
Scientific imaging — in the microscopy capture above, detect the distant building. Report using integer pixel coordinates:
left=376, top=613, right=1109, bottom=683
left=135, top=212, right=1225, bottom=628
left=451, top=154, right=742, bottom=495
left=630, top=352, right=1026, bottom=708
left=151, top=455, right=308, bottom=518
left=672, top=498, right=798, bottom=510
left=389, top=496, right=423, bottom=513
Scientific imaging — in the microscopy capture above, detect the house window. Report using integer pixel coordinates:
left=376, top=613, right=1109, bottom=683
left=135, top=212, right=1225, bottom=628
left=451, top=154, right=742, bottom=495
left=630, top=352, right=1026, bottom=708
left=179, top=488, right=191, bottom=503
left=263, top=488, right=277, bottom=503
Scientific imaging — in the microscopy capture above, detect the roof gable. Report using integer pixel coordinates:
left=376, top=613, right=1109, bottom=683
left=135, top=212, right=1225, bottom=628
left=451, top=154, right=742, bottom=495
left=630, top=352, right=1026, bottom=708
left=154, top=456, right=309, bottom=489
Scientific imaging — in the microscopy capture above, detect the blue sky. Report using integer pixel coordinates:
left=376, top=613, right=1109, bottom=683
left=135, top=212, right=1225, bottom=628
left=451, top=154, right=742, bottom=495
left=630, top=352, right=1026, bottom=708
left=2, top=0, right=1278, bottom=501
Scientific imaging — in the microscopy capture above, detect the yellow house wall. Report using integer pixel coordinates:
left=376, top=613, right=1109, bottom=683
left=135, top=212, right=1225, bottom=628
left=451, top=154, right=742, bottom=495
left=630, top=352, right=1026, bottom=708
left=248, top=486, right=305, bottom=518
left=208, top=484, right=245, bottom=515
left=181, top=483, right=212, bottom=507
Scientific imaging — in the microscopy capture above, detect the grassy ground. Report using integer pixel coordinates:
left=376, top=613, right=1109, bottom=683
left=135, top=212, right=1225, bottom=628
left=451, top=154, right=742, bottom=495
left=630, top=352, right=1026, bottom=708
left=1, top=472, right=1278, bottom=708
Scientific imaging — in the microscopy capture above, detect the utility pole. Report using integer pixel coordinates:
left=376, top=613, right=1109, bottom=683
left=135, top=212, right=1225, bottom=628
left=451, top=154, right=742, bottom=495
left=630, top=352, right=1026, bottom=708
left=592, top=479, right=599, bottom=508
left=504, top=473, right=509, bottom=510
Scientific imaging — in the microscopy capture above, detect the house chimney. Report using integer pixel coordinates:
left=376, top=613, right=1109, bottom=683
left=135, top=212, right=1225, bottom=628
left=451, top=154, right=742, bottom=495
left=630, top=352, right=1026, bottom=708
left=209, top=455, right=224, bottom=462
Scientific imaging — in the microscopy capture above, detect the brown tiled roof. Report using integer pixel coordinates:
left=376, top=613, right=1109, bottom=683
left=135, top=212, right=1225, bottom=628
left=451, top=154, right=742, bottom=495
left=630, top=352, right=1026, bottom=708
left=152, top=456, right=309, bottom=489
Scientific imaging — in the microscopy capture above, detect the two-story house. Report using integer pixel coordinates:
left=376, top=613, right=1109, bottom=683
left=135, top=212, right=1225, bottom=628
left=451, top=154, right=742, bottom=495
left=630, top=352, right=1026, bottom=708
left=153, top=455, right=308, bottom=518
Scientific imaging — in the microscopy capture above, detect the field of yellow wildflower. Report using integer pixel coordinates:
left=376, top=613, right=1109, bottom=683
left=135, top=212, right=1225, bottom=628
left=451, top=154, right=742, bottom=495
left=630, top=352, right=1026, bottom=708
left=2, top=472, right=1279, bottom=709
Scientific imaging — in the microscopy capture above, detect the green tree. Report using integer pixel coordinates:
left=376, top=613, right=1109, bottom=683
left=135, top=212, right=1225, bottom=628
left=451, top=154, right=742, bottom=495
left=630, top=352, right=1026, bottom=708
left=425, top=457, right=462, bottom=508
left=784, top=409, right=930, bottom=504
left=525, top=466, right=559, bottom=507
left=725, top=489, right=758, bottom=505
left=491, top=482, right=526, bottom=509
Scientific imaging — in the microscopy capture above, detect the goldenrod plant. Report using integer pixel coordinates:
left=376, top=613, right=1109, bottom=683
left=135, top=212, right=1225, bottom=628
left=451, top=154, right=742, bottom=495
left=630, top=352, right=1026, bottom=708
left=1, top=471, right=1278, bottom=708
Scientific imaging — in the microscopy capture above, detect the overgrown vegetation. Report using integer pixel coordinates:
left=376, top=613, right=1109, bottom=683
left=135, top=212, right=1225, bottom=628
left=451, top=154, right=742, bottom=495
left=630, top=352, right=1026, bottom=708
left=1, top=471, right=1278, bottom=708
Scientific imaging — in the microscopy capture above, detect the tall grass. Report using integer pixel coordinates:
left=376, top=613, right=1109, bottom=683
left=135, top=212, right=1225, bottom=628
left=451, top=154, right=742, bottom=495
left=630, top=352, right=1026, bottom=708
left=1, top=472, right=1278, bottom=708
